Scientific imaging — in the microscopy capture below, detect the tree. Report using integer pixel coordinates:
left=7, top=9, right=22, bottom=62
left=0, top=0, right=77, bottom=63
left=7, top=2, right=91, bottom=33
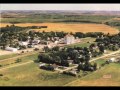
left=52, top=46, right=60, bottom=52
left=93, top=62, right=97, bottom=70
left=99, top=44, right=105, bottom=53
left=43, top=46, right=51, bottom=52
left=77, top=63, right=84, bottom=71
left=69, top=50, right=79, bottom=60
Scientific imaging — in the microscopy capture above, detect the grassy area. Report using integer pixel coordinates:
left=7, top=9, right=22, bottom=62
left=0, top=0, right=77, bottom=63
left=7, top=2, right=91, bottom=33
left=1, top=14, right=116, bottom=24
left=0, top=52, right=39, bottom=68
left=0, top=62, right=76, bottom=86
left=0, top=53, right=18, bottom=60
left=66, top=43, right=91, bottom=48
left=66, top=37, right=96, bottom=48
left=66, top=63, right=120, bottom=86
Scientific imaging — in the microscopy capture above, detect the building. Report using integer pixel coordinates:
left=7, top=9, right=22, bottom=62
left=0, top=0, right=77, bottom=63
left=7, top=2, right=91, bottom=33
left=5, top=47, right=18, bottom=52
left=54, top=41, right=59, bottom=45
left=19, top=41, right=28, bottom=46
left=108, top=58, right=116, bottom=63
left=32, top=39, right=40, bottom=45
left=64, top=34, right=75, bottom=44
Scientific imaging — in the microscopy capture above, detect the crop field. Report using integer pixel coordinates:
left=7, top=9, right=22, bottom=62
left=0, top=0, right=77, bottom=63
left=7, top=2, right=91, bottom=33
left=0, top=23, right=119, bottom=34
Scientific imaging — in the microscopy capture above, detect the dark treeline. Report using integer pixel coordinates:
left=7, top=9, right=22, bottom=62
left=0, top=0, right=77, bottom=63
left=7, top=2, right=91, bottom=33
left=105, top=21, right=120, bottom=26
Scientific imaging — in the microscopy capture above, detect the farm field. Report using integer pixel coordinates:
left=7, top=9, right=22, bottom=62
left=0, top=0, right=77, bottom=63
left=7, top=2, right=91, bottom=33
left=65, top=63, right=120, bottom=86
left=0, top=23, right=119, bottom=34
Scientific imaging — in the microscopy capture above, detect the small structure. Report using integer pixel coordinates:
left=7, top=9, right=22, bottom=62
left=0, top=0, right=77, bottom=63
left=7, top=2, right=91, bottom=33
left=39, top=63, right=46, bottom=67
left=5, top=47, right=18, bottom=52
left=64, top=34, right=75, bottom=44
left=67, top=60, right=73, bottom=65
left=19, top=41, right=28, bottom=46
left=32, top=39, right=40, bottom=45
left=108, top=58, right=116, bottom=63
left=39, top=64, right=57, bottom=71
left=63, top=69, right=77, bottom=76
left=54, top=41, right=59, bottom=45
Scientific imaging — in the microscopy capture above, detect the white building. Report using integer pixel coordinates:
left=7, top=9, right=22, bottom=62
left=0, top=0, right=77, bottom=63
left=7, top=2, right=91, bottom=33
left=108, top=58, right=116, bottom=63
left=64, top=34, right=75, bottom=44
left=54, top=41, right=59, bottom=45
left=19, top=41, right=28, bottom=46
left=32, top=39, right=40, bottom=44
left=5, top=47, right=18, bottom=52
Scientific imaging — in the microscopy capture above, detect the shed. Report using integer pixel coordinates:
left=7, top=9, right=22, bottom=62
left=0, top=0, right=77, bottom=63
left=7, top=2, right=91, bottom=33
left=108, top=58, right=116, bottom=63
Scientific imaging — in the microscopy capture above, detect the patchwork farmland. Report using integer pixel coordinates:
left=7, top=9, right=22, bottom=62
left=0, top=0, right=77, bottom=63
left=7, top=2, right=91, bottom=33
left=0, top=23, right=119, bottom=34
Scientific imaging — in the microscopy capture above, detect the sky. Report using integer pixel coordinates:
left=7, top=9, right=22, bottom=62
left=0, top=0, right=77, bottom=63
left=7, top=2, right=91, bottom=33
left=0, top=4, right=120, bottom=11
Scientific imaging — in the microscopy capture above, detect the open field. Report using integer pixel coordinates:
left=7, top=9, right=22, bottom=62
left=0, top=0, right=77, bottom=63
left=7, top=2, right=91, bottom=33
left=0, top=53, right=18, bottom=60
left=0, top=62, right=76, bottom=86
left=1, top=13, right=116, bottom=23
left=0, top=23, right=119, bottom=34
left=65, top=63, right=120, bottom=86
left=66, top=37, right=96, bottom=48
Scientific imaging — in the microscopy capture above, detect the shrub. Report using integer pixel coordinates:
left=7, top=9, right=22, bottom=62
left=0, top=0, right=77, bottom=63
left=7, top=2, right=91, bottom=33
left=15, top=58, right=22, bottom=63
left=0, top=74, right=3, bottom=76
left=0, top=65, right=2, bottom=67
left=3, top=77, right=9, bottom=81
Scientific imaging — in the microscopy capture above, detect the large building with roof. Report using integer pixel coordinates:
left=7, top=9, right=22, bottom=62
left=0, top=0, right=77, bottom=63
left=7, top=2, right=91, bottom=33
left=64, top=34, right=75, bottom=44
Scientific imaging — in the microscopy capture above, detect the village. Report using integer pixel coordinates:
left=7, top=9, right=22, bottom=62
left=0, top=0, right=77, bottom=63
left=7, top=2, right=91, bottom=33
left=1, top=4, right=120, bottom=86
left=0, top=25, right=120, bottom=77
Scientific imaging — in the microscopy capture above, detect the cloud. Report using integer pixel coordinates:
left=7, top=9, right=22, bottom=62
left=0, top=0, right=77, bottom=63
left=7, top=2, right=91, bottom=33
left=0, top=4, right=120, bottom=11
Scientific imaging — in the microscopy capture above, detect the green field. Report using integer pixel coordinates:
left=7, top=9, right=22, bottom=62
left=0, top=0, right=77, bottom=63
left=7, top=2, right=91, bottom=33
left=0, top=62, right=76, bottom=86
left=0, top=53, right=18, bottom=60
left=66, top=37, right=96, bottom=48
left=1, top=14, right=116, bottom=24
left=0, top=52, right=39, bottom=68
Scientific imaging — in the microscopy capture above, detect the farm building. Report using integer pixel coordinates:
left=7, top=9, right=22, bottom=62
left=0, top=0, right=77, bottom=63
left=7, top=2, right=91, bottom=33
left=32, top=39, right=40, bottom=45
left=19, top=41, right=28, bottom=46
left=67, top=60, right=73, bottom=65
left=5, top=47, right=18, bottom=52
left=108, top=58, right=116, bottom=63
left=54, top=41, right=59, bottom=45
left=64, top=34, right=75, bottom=44
left=39, top=64, right=58, bottom=71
